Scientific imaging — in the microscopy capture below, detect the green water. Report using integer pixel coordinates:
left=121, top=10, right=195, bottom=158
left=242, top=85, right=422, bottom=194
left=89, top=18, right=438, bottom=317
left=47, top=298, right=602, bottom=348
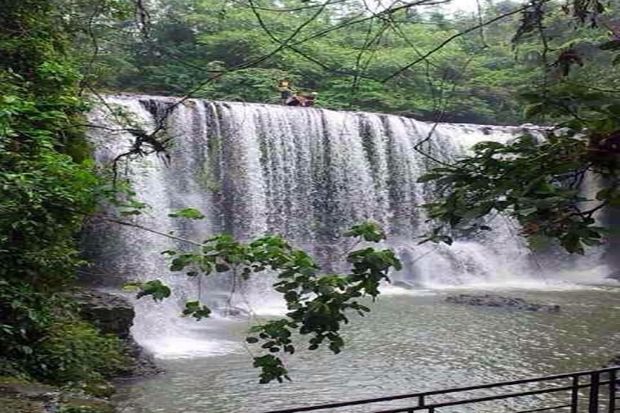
left=114, top=287, right=619, bottom=413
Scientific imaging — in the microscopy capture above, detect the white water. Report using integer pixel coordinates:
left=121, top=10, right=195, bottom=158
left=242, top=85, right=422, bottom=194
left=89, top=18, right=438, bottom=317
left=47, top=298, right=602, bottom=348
left=85, top=95, right=612, bottom=358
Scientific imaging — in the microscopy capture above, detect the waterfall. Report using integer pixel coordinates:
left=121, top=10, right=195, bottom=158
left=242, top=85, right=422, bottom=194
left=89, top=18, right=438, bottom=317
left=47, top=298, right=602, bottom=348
left=84, top=95, right=611, bottom=357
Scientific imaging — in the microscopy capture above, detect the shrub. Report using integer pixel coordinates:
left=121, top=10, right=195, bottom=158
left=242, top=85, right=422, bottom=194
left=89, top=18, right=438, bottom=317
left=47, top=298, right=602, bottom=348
left=34, top=320, right=127, bottom=385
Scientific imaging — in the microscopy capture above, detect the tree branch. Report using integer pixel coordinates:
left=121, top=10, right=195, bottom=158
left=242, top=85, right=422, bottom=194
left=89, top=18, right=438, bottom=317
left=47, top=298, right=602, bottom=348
left=382, top=4, right=530, bottom=82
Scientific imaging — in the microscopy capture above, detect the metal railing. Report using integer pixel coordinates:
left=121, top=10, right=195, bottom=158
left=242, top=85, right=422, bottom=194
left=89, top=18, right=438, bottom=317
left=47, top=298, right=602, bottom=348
left=265, top=366, right=619, bottom=413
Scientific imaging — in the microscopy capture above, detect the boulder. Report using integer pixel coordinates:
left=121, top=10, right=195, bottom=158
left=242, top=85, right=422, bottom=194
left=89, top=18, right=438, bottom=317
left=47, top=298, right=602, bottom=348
left=0, top=382, right=58, bottom=405
left=73, top=290, right=162, bottom=377
left=0, top=397, right=48, bottom=413
left=118, top=336, right=163, bottom=377
left=73, top=290, right=135, bottom=339
left=445, top=294, right=560, bottom=313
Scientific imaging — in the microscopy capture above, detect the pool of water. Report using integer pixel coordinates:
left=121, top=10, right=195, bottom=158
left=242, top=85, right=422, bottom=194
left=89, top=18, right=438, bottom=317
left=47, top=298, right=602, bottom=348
left=114, top=286, right=620, bottom=413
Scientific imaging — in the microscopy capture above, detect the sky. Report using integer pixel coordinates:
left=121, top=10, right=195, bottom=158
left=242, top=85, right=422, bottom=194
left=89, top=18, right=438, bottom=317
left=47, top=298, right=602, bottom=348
left=442, top=0, right=484, bottom=12
left=370, top=0, right=488, bottom=15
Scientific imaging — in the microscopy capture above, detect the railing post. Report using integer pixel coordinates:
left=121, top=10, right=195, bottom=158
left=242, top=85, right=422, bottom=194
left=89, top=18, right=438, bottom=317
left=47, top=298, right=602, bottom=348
left=571, top=375, right=579, bottom=413
left=589, top=371, right=600, bottom=413
left=609, top=369, right=617, bottom=413
left=262, top=366, right=619, bottom=413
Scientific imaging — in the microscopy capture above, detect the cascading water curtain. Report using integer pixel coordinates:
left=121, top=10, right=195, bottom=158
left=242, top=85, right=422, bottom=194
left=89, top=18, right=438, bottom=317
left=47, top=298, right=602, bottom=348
left=84, top=95, right=611, bottom=355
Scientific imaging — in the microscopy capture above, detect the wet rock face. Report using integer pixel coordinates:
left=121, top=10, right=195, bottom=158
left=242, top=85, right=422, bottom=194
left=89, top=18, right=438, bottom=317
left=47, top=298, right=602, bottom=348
left=120, top=337, right=163, bottom=377
left=73, top=290, right=135, bottom=339
left=446, top=294, right=561, bottom=313
left=73, top=290, right=162, bottom=377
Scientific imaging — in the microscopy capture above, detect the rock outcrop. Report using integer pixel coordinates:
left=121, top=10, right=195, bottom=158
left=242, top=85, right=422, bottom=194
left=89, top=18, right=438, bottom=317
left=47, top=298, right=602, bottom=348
left=0, top=381, right=114, bottom=413
left=74, top=290, right=134, bottom=339
left=446, top=294, right=561, bottom=312
left=0, top=382, right=58, bottom=413
left=73, top=290, right=161, bottom=377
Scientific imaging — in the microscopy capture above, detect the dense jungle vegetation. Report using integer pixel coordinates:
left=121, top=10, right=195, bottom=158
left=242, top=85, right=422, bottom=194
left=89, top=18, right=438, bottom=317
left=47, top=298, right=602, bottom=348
left=1, top=0, right=619, bottom=389
left=92, top=0, right=617, bottom=124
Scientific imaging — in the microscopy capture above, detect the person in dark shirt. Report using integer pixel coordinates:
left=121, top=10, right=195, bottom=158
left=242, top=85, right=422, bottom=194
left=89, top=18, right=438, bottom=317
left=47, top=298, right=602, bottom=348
left=278, top=80, right=294, bottom=104
left=278, top=80, right=318, bottom=107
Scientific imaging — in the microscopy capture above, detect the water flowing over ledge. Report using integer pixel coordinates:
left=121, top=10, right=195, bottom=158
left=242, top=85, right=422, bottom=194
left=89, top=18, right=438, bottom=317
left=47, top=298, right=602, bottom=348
left=84, top=94, right=612, bottom=357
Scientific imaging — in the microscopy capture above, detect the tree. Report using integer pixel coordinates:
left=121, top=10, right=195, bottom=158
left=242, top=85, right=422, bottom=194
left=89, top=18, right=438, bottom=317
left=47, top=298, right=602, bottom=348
left=0, top=0, right=135, bottom=384
left=91, top=0, right=556, bottom=124
left=419, top=0, right=620, bottom=254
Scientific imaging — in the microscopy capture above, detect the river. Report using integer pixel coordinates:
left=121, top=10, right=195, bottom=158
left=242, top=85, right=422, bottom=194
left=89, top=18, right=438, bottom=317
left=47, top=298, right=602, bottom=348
left=114, top=285, right=619, bottom=413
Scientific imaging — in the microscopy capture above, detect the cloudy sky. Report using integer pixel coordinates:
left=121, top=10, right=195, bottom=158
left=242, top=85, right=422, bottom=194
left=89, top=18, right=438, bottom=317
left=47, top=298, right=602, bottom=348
left=371, top=0, right=490, bottom=15
left=443, top=0, right=483, bottom=12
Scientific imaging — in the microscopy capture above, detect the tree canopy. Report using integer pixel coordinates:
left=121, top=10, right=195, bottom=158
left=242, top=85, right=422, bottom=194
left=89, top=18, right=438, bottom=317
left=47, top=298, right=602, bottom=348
left=86, top=0, right=578, bottom=124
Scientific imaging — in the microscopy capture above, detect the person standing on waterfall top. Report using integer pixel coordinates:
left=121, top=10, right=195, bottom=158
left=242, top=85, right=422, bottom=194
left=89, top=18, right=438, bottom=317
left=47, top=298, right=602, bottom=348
left=278, top=79, right=294, bottom=105
left=277, top=80, right=318, bottom=107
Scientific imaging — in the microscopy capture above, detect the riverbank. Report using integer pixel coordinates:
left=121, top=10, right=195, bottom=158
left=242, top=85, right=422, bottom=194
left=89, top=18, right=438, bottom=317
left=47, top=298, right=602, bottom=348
left=0, top=290, right=160, bottom=413
left=0, top=379, right=115, bottom=413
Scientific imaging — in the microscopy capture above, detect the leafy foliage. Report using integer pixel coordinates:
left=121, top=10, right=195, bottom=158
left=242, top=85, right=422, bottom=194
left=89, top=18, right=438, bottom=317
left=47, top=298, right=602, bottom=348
left=137, top=221, right=401, bottom=383
left=35, top=319, right=127, bottom=384
left=168, top=207, right=206, bottom=220
left=91, top=0, right=572, bottom=125
left=0, top=0, right=129, bottom=386
left=0, top=280, right=127, bottom=385
left=419, top=134, right=612, bottom=253
left=419, top=0, right=620, bottom=254
left=136, top=280, right=172, bottom=301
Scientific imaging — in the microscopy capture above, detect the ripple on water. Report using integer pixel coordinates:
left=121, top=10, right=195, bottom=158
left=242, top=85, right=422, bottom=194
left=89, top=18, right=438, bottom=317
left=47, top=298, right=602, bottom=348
left=115, top=289, right=619, bottom=413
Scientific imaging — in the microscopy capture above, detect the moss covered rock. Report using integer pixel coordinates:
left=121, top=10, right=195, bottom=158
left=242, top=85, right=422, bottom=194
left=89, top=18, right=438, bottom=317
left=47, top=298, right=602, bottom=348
left=73, top=289, right=162, bottom=377
left=0, top=380, right=117, bottom=413
left=59, top=396, right=115, bottom=413
left=73, top=290, right=134, bottom=339
left=0, top=382, right=59, bottom=413
left=0, top=397, right=47, bottom=413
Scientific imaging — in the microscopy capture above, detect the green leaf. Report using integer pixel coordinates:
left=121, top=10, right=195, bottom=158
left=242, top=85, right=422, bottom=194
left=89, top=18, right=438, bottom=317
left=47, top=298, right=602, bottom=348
left=168, top=208, right=205, bottom=220
left=136, top=280, right=171, bottom=302
left=182, top=301, right=211, bottom=320
left=527, top=234, right=551, bottom=251
left=344, top=221, right=386, bottom=242
left=121, top=282, right=142, bottom=292
left=523, top=102, right=544, bottom=119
